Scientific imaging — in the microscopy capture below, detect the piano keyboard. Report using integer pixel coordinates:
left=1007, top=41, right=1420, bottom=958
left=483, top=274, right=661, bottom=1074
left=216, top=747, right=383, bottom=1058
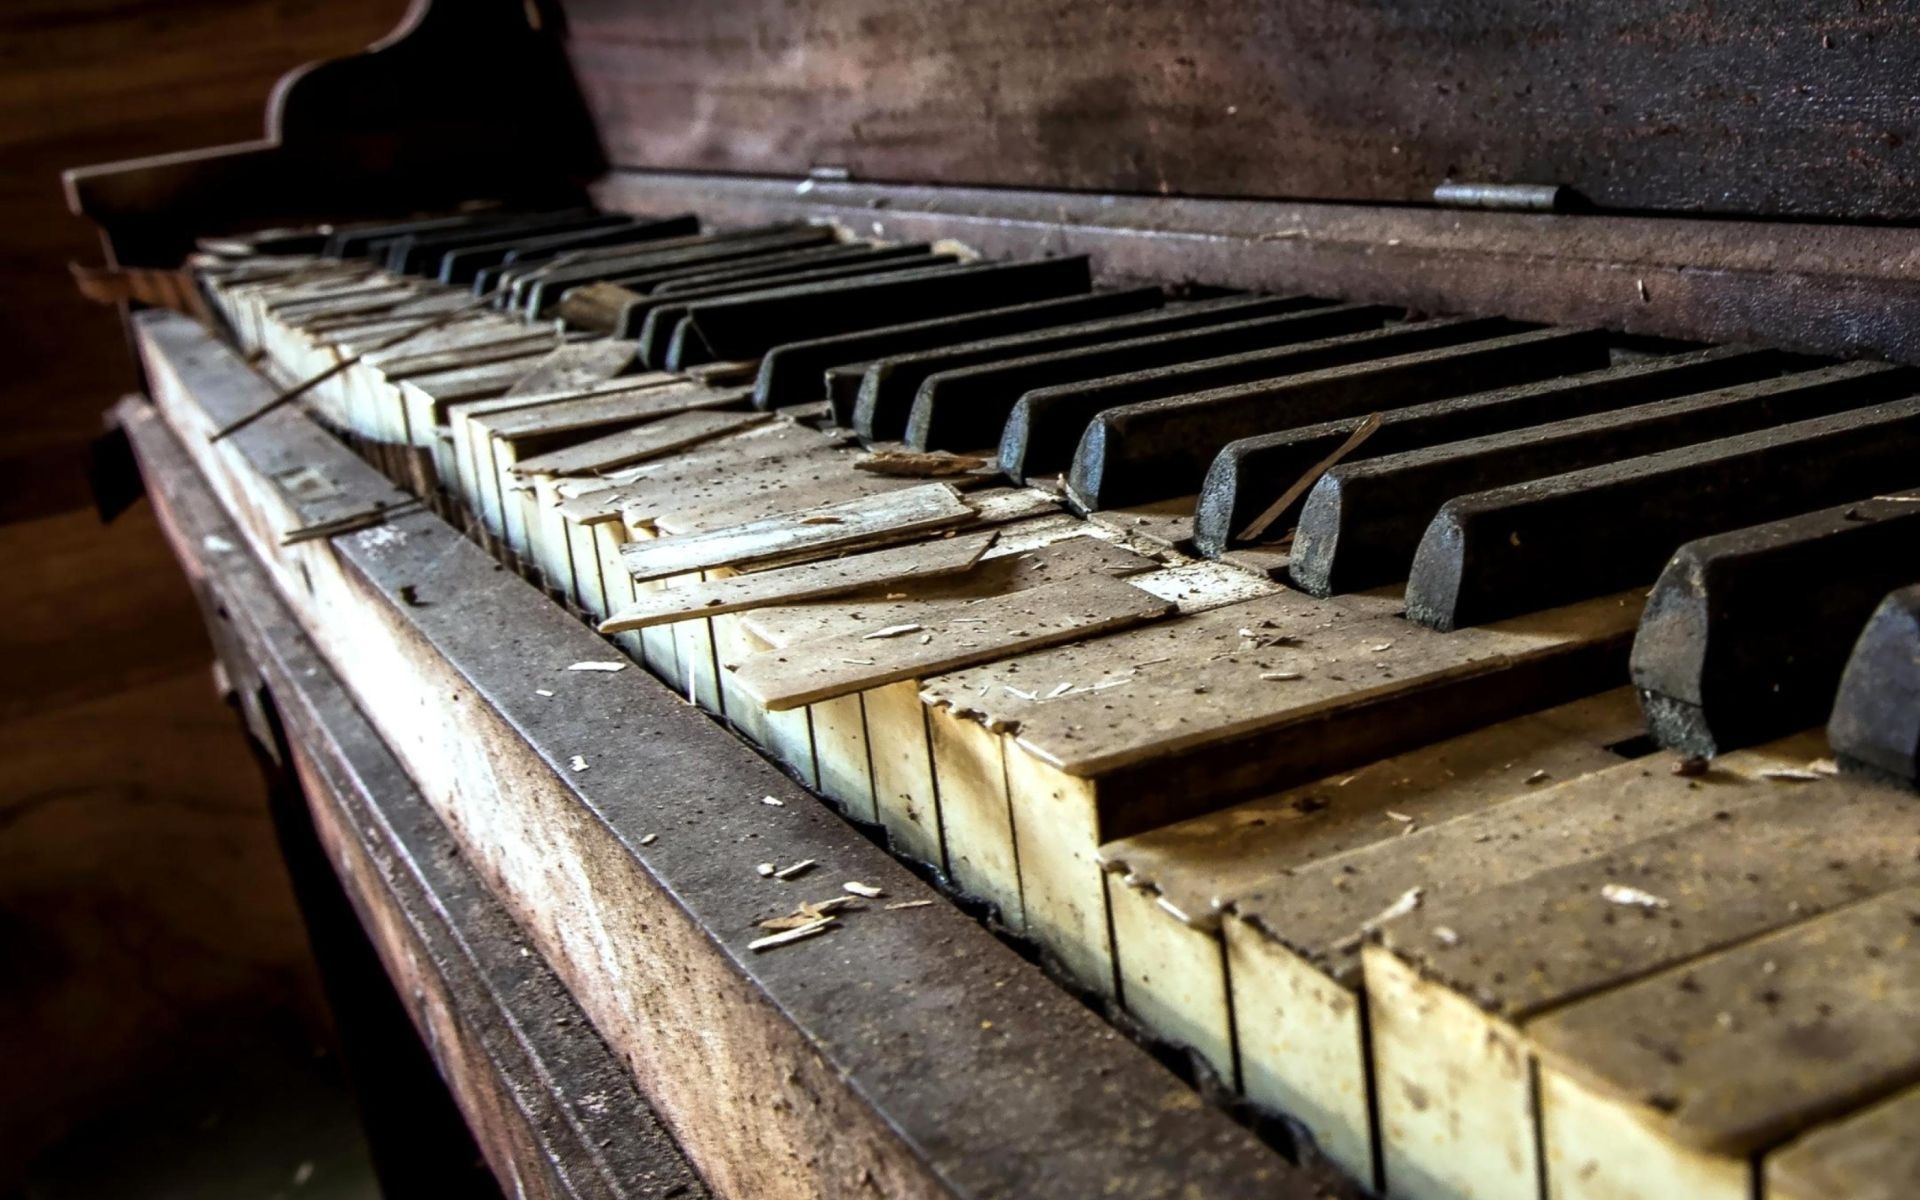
left=195, top=207, right=1920, bottom=1200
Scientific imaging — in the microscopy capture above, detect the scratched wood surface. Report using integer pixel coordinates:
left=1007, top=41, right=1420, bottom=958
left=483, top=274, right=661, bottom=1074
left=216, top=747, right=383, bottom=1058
left=561, top=0, right=1920, bottom=221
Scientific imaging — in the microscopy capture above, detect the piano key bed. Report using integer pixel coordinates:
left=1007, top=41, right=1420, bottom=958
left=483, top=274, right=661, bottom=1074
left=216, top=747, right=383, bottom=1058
left=165, top=206, right=1920, bottom=1200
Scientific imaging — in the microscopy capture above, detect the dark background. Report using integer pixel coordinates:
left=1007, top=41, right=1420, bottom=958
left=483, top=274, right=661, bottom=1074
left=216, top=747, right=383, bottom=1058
left=0, top=0, right=405, bottom=1187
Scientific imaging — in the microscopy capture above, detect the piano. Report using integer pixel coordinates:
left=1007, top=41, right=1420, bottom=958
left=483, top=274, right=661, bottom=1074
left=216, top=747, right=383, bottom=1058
left=65, top=2, right=1920, bottom=1197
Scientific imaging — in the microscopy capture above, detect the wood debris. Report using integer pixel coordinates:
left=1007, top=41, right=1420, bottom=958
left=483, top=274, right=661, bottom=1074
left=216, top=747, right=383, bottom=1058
left=855, top=449, right=989, bottom=477
left=885, top=900, right=935, bottom=910
left=1601, top=882, right=1670, bottom=909
left=774, top=859, right=818, bottom=880
left=567, top=660, right=627, bottom=672
left=568, top=755, right=589, bottom=773
left=799, top=515, right=845, bottom=525
left=1760, top=766, right=1824, bottom=782
left=1335, top=886, right=1424, bottom=952
left=1259, top=670, right=1304, bottom=681
left=843, top=881, right=885, bottom=898
left=1672, top=755, right=1710, bottom=777
left=758, top=896, right=861, bottom=931
left=863, top=623, right=925, bottom=640
left=748, top=919, right=839, bottom=952
left=1237, top=411, right=1384, bottom=542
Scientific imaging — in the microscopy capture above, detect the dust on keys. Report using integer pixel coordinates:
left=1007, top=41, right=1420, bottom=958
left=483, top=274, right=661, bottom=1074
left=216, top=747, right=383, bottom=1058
left=199, top=208, right=1920, bottom=1200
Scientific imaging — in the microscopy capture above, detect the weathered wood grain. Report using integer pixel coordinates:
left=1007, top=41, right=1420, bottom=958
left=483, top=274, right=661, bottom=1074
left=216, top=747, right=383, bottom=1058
left=133, top=309, right=1341, bottom=1200
left=123, top=395, right=710, bottom=1200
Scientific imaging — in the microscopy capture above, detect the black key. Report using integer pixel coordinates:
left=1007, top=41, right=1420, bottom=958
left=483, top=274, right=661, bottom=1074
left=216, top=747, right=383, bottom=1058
left=1632, top=491, right=1920, bottom=757
left=1013, top=310, right=1555, bottom=486
left=1829, top=583, right=1920, bottom=790
left=326, top=212, right=518, bottom=259
left=517, top=227, right=839, bottom=315
left=856, top=295, right=1320, bottom=444
left=387, top=211, right=623, bottom=275
left=1190, top=346, right=1784, bottom=556
left=647, top=242, right=923, bottom=297
left=1291, top=361, right=1915, bottom=598
left=478, top=227, right=739, bottom=298
left=825, top=365, right=868, bottom=418
left=242, top=228, right=332, bottom=256
left=756, top=289, right=1164, bottom=415
left=677, top=256, right=1096, bottom=366
left=1404, top=393, right=1920, bottom=630
left=1067, top=323, right=1589, bottom=509
left=500, top=225, right=826, bottom=308
left=633, top=253, right=957, bottom=366
left=439, top=213, right=698, bottom=285
left=912, top=305, right=1434, bottom=457
left=620, top=245, right=943, bottom=344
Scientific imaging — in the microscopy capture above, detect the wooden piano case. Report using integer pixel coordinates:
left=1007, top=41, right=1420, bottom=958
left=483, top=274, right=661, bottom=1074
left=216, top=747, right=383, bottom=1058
left=65, top=1, right=1920, bottom=1197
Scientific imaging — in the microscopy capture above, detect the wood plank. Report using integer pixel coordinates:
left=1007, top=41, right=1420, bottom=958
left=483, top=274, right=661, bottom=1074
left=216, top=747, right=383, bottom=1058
left=600, top=528, right=997, bottom=632
left=739, top=531, right=1158, bottom=648
left=500, top=339, right=639, bottom=398
left=620, top=482, right=976, bottom=582
left=731, top=573, right=1177, bottom=710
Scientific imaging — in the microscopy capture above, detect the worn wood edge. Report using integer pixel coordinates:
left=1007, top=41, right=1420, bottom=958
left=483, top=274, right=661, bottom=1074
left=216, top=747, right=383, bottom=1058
left=592, top=171, right=1920, bottom=367
left=122, top=395, right=708, bottom=1200
left=132, top=311, right=1329, bottom=1200
left=63, top=0, right=600, bottom=262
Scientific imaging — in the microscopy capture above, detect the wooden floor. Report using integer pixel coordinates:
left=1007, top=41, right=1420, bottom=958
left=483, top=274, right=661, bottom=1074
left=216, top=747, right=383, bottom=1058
left=0, top=503, right=324, bottom=1184
left=0, top=3, right=409, bottom=1171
